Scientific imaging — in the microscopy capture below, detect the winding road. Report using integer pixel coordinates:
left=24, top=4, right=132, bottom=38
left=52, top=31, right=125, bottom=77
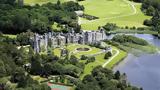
left=102, top=49, right=120, bottom=68
left=79, top=0, right=137, bottom=25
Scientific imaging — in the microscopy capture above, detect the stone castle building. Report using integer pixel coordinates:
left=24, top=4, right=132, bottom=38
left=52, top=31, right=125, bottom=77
left=33, top=29, right=106, bottom=53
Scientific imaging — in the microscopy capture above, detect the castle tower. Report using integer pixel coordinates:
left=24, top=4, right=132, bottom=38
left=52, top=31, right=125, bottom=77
left=34, top=34, right=40, bottom=53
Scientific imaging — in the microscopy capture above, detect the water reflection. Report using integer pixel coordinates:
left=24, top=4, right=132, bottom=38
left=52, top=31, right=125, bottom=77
left=111, top=34, right=160, bottom=90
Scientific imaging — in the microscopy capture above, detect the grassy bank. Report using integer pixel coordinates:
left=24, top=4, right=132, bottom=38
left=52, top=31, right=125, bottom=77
left=80, top=47, right=127, bottom=79
left=3, top=34, right=17, bottom=38
left=106, top=47, right=127, bottom=69
left=110, top=29, right=158, bottom=34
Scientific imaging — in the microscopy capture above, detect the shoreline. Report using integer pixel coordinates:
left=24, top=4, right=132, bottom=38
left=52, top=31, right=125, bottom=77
left=110, top=53, right=128, bottom=70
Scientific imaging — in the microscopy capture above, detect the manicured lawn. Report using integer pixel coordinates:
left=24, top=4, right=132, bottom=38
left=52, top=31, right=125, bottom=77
left=31, top=75, right=48, bottom=83
left=80, top=0, right=151, bottom=30
left=80, top=47, right=127, bottom=79
left=80, top=0, right=132, bottom=18
left=106, top=47, right=127, bottom=69
left=80, top=52, right=108, bottom=79
left=52, top=22, right=62, bottom=31
left=53, top=44, right=127, bottom=79
left=53, top=44, right=101, bottom=58
left=3, top=34, right=17, bottom=38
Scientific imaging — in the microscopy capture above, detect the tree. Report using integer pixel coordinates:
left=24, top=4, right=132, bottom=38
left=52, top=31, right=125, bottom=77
left=143, top=19, right=152, bottom=26
left=12, top=12, right=31, bottom=34
left=54, top=0, right=61, bottom=10
left=82, top=75, right=95, bottom=83
left=86, top=56, right=95, bottom=64
left=17, top=31, right=34, bottom=45
left=43, top=63, right=52, bottom=75
left=114, top=71, right=121, bottom=80
left=30, top=54, right=42, bottom=75
left=81, top=55, right=88, bottom=60
left=0, top=0, right=16, bottom=5
left=28, top=46, right=34, bottom=58
left=103, top=23, right=118, bottom=31
left=0, top=60, right=6, bottom=77
left=104, top=52, right=112, bottom=59
left=146, top=6, right=155, bottom=16
left=10, top=67, right=25, bottom=83
left=70, top=55, right=78, bottom=65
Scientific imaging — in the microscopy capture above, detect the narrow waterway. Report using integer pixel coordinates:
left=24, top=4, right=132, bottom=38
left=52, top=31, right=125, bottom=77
left=108, top=34, right=160, bottom=90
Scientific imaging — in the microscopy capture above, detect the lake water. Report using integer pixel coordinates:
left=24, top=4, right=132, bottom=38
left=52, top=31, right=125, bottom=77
left=110, top=34, right=160, bottom=90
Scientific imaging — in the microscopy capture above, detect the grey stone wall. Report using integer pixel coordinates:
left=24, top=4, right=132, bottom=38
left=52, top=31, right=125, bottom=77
left=33, top=29, right=106, bottom=53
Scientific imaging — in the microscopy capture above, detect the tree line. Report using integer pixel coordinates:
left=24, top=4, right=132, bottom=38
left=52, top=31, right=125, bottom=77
left=76, top=66, right=142, bottom=90
left=112, top=35, right=148, bottom=46
left=140, top=0, right=160, bottom=33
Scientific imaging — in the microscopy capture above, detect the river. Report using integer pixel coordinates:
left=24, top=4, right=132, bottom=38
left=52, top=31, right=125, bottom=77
left=108, top=34, right=160, bottom=90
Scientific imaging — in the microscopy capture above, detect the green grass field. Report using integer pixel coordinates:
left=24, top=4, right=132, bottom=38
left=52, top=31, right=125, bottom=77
left=53, top=44, right=127, bottom=79
left=80, top=0, right=151, bottom=30
left=106, top=47, right=127, bottom=68
left=53, top=44, right=101, bottom=58
left=24, top=0, right=150, bottom=30
left=3, top=34, right=17, bottom=38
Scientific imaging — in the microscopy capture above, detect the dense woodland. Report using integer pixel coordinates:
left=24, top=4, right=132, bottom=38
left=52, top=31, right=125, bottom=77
left=0, top=0, right=83, bottom=34
left=141, top=0, right=160, bottom=33
left=76, top=66, right=141, bottom=90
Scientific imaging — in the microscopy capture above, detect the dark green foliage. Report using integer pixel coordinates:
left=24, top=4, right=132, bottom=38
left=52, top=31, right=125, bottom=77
left=86, top=56, right=95, bottom=64
left=81, top=14, right=99, bottom=20
left=0, top=42, right=25, bottom=77
left=76, top=66, right=140, bottom=90
left=143, top=19, right=152, bottom=26
left=70, top=55, right=79, bottom=65
left=16, top=31, right=34, bottom=45
left=114, top=71, right=121, bottom=80
left=141, top=0, right=160, bottom=13
left=129, top=0, right=143, bottom=3
left=103, top=23, right=118, bottom=31
left=0, top=60, right=7, bottom=77
left=104, top=52, right=112, bottom=59
left=141, top=0, right=160, bottom=31
left=30, top=54, right=43, bottom=75
left=81, top=55, right=88, bottom=60
left=0, top=1, right=83, bottom=34
left=112, top=35, right=148, bottom=45
left=62, top=1, right=84, bottom=11
left=0, top=0, right=16, bottom=5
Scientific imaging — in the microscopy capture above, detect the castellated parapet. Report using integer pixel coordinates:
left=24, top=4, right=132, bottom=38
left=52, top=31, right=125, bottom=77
left=33, top=29, right=106, bottom=53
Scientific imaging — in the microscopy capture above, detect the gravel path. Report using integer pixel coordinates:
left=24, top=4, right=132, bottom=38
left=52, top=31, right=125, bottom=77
left=102, top=49, right=120, bottom=68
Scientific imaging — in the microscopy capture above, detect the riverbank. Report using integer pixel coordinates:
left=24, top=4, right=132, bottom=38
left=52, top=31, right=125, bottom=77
left=105, top=46, right=127, bottom=69
left=109, top=29, right=158, bottom=34
left=113, top=34, right=160, bottom=90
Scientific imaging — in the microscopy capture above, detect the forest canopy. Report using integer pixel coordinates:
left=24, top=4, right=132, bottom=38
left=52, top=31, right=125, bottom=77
left=0, top=0, right=84, bottom=34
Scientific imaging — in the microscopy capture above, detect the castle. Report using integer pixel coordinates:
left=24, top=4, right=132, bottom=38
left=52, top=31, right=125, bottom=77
left=33, top=29, right=106, bottom=53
